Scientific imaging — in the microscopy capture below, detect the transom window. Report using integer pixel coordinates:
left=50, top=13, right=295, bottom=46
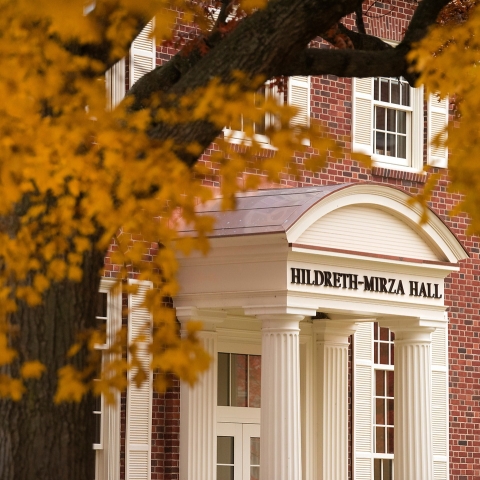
left=373, top=322, right=395, bottom=480
left=373, top=77, right=412, bottom=166
left=217, top=353, right=261, bottom=408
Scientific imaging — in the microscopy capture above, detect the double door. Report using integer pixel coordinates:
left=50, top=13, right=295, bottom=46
left=217, top=423, right=260, bottom=480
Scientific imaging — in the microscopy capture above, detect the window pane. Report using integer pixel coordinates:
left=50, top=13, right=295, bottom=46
left=386, top=109, right=396, bottom=132
left=250, top=437, right=260, bottom=465
left=375, top=132, right=385, bottom=155
left=231, top=354, right=248, bottom=407
left=374, top=343, right=378, bottom=364
left=387, top=370, right=394, bottom=398
left=376, top=370, right=385, bottom=396
left=97, top=292, right=107, bottom=318
left=218, top=353, right=230, bottom=406
left=380, top=342, right=390, bottom=364
left=94, top=412, right=101, bottom=444
left=374, top=458, right=382, bottom=480
left=217, top=466, right=234, bottom=480
left=388, top=427, right=394, bottom=454
left=249, top=355, right=261, bottom=408
left=374, top=78, right=379, bottom=101
left=376, top=398, right=385, bottom=425
left=217, top=436, right=234, bottom=464
left=250, top=467, right=260, bottom=480
left=387, top=399, right=394, bottom=426
left=397, top=135, right=406, bottom=159
left=375, top=107, right=386, bottom=130
left=380, top=327, right=389, bottom=341
left=391, top=80, right=400, bottom=105
left=397, top=111, right=406, bottom=134
left=402, top=81, right=410, bottom=106
left=386, top=133, right=396, bottom=157
left=376, top=426, right=386, bottom=453
left=385, top=459, right=393, bottom=479
left=381, top=79, right=389, bottom=102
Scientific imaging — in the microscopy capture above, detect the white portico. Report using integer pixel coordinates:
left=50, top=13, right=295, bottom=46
left=174, top=183, right=468, bottom=480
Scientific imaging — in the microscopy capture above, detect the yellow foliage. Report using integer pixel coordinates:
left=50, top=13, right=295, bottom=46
left=0, top=0, right=346, bottom=403
left=409, top=4, right=480, bottom=232
left=20, top=360, right=46, bottom=379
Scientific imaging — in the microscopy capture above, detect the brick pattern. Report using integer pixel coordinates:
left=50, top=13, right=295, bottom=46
left=107, top=3, right=480, bottom=478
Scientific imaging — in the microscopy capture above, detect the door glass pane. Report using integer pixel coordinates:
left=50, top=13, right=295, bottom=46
left=217, top=465, right=234, bottom=480
left=250, top=437, right=260, bottom=480
left=248, top=355, right=261, bottom=408
left=217, top=436, right=234, bottom=464
left=231, top=354, right=248, bottom=407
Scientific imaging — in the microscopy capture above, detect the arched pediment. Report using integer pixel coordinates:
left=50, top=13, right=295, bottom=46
left=285, top=184, right=468, bottom=263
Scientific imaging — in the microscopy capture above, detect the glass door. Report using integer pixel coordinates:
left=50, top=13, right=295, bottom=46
left=217, top=423, right=260, bottom=480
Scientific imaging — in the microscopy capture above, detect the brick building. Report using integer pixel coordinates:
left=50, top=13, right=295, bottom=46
left=97, top=3, right=480, bottom=480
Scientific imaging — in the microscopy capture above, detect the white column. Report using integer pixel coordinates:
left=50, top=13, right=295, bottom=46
left=314, top=320, right=357, bottom=480
left=391, top=325, right=434, bottom=480
left=258, top=314, right=304, bottom=480
left=177, top=308, right=224, bottom=480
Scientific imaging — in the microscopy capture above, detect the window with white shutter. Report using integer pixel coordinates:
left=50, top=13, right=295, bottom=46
left=352, top=77, right=424, bottom=171
left=94, top=279, right=122, bottom=480
left=106, top=58, right=126, bottom=110
left=126, top=279, right=153, bottom=480
left=428, top=94, right=449, bottom=168
left=353, top=322, right=449, bottom=480
left=129, top=19, right=156, bottom=88
left=225, top=76, right=310, bottom=145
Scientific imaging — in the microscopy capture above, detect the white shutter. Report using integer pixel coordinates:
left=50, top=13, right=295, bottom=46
left=106, top=58, right=126, bottom=110
left=427, top=93, right=449, bottom=168
left=129, top=19, right=156, bottom=87
left=288, top=76, right=310, bottom=127
left=353, top=322, right=373, bottom=479
left=352, top=78, right=373, bottom=155
left=126, top=279, right=153, bottom=480
left=431, top=325, right=448, bottom=479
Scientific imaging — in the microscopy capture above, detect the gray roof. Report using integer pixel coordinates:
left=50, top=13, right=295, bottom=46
left=181, top=184, right=348, bottom=237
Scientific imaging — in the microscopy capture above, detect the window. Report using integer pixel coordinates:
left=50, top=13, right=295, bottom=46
left=217, top=353, right=261, bottom=408
left=352, top=77, right=424, bottom=171
left=224, top=76, right=310, bottom=144
left=373, top=323, right=394, bottom=480
left=373, top=78, right=411, bottom=166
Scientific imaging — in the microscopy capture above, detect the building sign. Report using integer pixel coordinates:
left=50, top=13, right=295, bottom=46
left=290, top=267, right=442, bottom=299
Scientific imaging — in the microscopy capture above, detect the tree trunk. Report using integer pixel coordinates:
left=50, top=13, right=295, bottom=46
left=0, top=247, right=105, bottom=480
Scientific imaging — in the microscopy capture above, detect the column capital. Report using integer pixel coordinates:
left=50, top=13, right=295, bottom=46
left=175, top=306, right=226, bottom=331
left=256, top=313, right=304, bottom=331
left=378, top=316, right=439, bottom=341
left=313, top=319, right=358, bottom=344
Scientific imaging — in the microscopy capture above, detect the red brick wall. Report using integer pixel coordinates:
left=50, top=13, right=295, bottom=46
left=109, top=2, right=480, bottom=478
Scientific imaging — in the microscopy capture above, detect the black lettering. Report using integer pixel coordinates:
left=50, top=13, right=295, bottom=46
left=409, top=281, right=419, bottom=296
left=434, top=284, right=443, bottom=299
left=426, top=283, right=432, bottom=298
left=305, top=269, right=312, bottom=285
left=333, top=272, right=341, bottom=288
left=324, top=271, right=333, bottom=287
left=419, top=283, right=427, bottom=297
left=388, top=279, right=396, bottom=294
left=379, top=277, right=388, bottom=293
left=396, top=280, right=405, bottom=295
left=314, top=270, right=324, bottom=286
left=349, top=274, right=359, bottom=290
left=291, top=268, right=301, bottom=284
left=364, top=276, right=375, bottom=291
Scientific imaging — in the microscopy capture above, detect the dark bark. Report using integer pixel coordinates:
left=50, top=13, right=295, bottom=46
left=0, top=247, right=104, bottom=480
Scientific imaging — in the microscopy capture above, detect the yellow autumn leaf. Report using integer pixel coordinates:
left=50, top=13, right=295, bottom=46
left=20, top=360, right=46, bottom=379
